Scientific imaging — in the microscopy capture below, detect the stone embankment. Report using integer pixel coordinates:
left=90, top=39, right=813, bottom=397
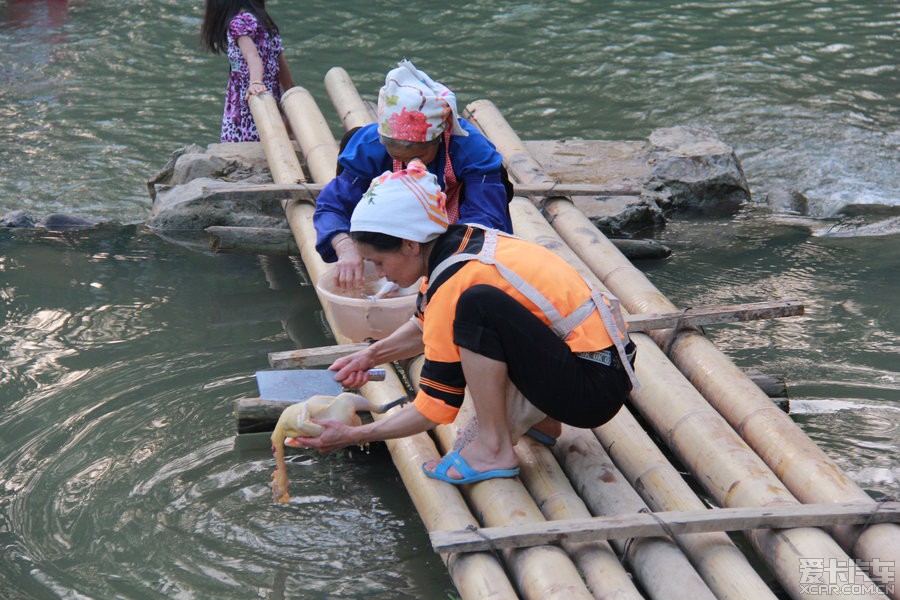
left=2, top=127, right=762, bottom=248
left=144, top=126, right=751, bottom=237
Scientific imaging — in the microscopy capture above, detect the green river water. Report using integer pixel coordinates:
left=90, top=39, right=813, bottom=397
left=1, top=1, right=897, bottom=598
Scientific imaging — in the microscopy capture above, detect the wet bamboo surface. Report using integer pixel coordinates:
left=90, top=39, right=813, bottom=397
left=238, top=72, right=895, bottom=599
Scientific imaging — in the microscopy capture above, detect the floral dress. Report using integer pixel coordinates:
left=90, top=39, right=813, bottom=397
left=221, top=12, right=284, bottom=142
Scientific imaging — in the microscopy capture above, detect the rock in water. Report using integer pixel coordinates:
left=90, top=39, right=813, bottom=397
left=647, top=126, right=750, bottom=216
left=0, top=210, right=37, bottom=228
left=766, top=188, right=809, bottom=215
left=40, top=213, right=97, bottom=230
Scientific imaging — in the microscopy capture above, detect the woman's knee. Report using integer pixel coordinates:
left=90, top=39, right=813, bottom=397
left=453, top=285, right=517, bottom=361
left=454, top=284, right=511, bottom=323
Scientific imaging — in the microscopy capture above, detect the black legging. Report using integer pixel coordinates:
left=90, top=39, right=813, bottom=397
left=452, top=284, right=631, bottom=428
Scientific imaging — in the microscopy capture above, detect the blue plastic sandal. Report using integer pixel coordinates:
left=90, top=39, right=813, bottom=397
left=423, top=450, right=520, bottom=485
left=524, top=427, right=557, bottom=446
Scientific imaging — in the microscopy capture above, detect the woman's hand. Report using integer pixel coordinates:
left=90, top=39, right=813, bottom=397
left=329, top=347, right=375, bottom=389
left=290, top=405, right=437, bottom=452
left=332, top=234, right=364, bottom=288
left=289, top=419, right=354, bottom=453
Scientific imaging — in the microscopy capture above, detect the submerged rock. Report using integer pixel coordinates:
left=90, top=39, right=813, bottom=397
left=527, top=127, right=751, bottom=231
left=573, top=195, right=665, bottom=236
left=1, top=210, right=37, bottom=228
left=147, top=143, right=274, bottom=202
left=609, top=238, right=672, bottom=260
left=41, top=214, right=97, bottom=230
left=147, top=143, right=304, bottom=232
left=1, top=210, right=97, bottom=230
left=766, top=188, right=809, bottom=215
left=816, top=215, right=900, bottom=238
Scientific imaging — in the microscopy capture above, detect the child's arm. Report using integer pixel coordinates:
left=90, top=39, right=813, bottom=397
left=278, top=54, right=295, bottom=91
left=237, top=36, right=267, bottom=97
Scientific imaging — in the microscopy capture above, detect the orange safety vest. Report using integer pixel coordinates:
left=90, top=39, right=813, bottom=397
left=413, top=226, right=640, bottom=424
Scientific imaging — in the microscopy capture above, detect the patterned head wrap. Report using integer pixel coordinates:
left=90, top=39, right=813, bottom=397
left=350, top=159, right=449, bottom=243
left=377, top=60, right=468, bottom=142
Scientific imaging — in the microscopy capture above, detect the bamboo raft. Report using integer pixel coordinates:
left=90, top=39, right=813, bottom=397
left=223, top=69, right=899, bottom=600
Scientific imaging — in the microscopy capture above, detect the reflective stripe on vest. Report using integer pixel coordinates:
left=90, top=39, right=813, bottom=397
left=426, top=227, right=640, bottom=390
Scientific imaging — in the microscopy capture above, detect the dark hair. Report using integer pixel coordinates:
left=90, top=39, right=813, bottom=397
left=350, top=231, right=404, bottom=252
left=200, top=0, right=279, bottom=54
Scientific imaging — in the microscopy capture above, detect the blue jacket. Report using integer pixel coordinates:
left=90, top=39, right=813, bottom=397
left=313, top=119, right=513, bottom=262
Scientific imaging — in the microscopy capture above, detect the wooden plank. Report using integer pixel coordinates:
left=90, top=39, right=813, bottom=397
left=430, top=501, right=900, bottom=554
left=518, top=182, right=643, bottom=197
left=206, top=226, right=299, bottom=255
left=235, top=397, right=293, bottom=434
left=202, top=182, right=322, bottom=205
left=745, top=369, right=788, bottom=399
left=609, top=238, right=671, bottom=260
left=269, top=342, right=370, bottom=369
left=626, top=300, right=804, bottom=332
left=269, top=301, right=804, bottom=369
left=207, top=226, right=671, bottom=260
left=199, top=181, right=643, bottom=205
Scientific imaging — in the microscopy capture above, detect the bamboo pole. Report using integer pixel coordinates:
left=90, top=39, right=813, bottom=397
left=246, top=92, right=306, bottom=185
left=401, top=202, right=736, bottom=600
left=551, top=425, right=760, bottom=600
left=280, top=87, right=339, bottom=183
left=544, top=180, right=900, bottom=597
left=469, top=101, right=884, bottom=598
left=631, top=337, right=888, bottom=599
left=487, top=406, right=646, bottom=599
left=246, top=92, right=518, bottom=600
left=594, top=407, right=785, bottom=597
left=515, top=427, right=712, bottom=600
left=419, top=386, right=600, bottom=600
left=323, top=70, right=769, bottom=600
left=324, top=67, right=377, bottom=130
left=509, top=197, right=777, bottom=600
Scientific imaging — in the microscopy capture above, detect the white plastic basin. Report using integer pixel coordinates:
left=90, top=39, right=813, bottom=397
left=316, top=263, right=420, bottom=342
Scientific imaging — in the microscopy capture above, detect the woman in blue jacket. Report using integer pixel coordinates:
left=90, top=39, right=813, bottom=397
left=313, top=60, right=513, bottom=287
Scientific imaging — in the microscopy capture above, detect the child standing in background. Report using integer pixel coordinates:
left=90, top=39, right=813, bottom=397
left=200, top=0, right=294, bottom=142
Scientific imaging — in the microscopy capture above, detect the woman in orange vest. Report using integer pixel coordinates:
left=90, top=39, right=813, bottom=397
left=293, top=160, right=637, bottom=484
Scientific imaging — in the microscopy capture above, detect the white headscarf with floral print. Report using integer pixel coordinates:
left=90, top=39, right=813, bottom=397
left=350, top=159, right=449, bottom=243
left=377, top=60, right=468, bottom=142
